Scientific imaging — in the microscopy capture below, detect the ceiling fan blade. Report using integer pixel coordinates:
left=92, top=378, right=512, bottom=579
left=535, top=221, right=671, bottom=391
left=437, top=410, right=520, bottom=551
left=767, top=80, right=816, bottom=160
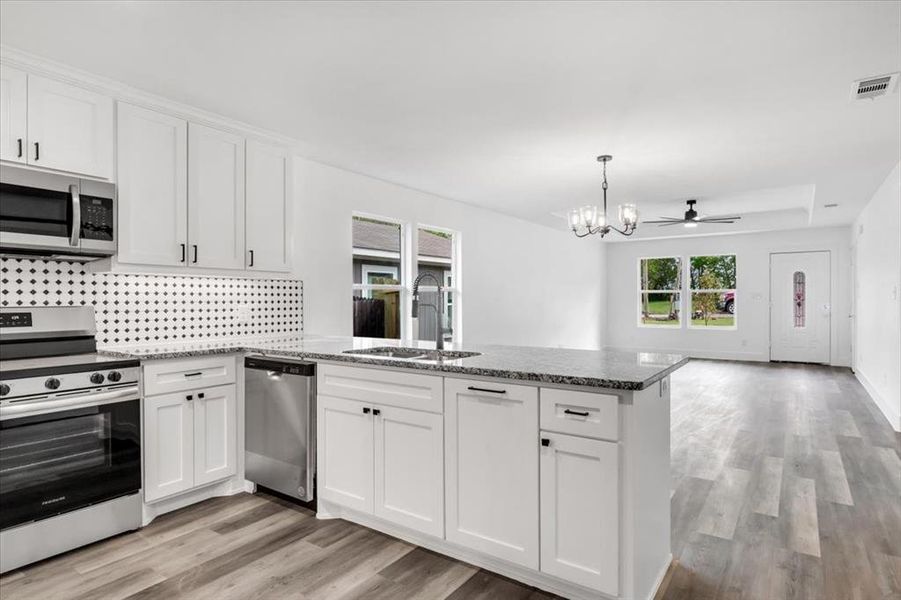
left=642, top=218, right=684, bottom=224
left=657, top=221, right=689, bottom=226
left=696, top=215, right=742, bottom=222
left=695, top=220, right=737, bottom=224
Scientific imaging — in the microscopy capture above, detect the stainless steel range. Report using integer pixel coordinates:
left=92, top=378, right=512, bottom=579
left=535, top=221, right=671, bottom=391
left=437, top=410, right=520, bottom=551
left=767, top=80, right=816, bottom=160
left=0, top=306, right=142, bottom=573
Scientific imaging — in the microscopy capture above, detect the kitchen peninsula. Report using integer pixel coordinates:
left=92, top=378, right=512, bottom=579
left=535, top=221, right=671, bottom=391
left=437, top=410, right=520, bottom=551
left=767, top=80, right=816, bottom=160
left=102, top=336, right=687, bottom=600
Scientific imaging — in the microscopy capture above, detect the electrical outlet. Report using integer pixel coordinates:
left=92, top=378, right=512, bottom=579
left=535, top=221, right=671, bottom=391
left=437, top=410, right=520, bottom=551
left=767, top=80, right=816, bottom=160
left=235, top=304, right=252, bottom=324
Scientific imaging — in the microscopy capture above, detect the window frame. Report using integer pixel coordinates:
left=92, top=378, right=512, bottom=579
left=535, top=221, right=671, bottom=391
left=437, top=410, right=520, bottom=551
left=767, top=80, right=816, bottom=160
left=687, top=254, right=738, bottom=331
left=352, top=213, right=407, bottom=339
left=413, top=224, right=462, bottom=344
left=637, top=255, right=683, bottom=329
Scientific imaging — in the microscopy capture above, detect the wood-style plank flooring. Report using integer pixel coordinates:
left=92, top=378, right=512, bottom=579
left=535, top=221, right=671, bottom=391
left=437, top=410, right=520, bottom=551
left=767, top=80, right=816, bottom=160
left=1, top=360, right=898, bottom=600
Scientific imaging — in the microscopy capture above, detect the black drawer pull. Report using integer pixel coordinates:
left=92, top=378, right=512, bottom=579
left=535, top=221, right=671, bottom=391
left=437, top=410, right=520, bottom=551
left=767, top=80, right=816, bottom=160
left=184, top=372, right=203, bottom=378
left=363, top=407, right=371, bottom=414
left=467, top=386, right=506, bottom=395
left=564, top=409, right=590, bottom=417
left=541, top=438, right=550, bottom=447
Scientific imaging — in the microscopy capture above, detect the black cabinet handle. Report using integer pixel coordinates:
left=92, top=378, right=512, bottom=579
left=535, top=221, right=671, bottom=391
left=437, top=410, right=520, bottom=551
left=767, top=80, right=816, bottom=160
left=17, top=138, right=22, bottom=158
left=198, top=393, right=205, bottom=399
left=564, top=409, right=590, bottom=417
left=34, top=142, right=39, bottom=161
left=180, top=243, right=186, bottom=263
left=373, top=408, right=381, bottom=416
left=186, top=394, right=193, bottom=401
left=363, top=407, right=371, bottom=414
left=192, top=244, right=198, bottom=264
left=541, top=438, right=550, bottom=447
left=467, top=386, right=506, bottom=395
left=184, top=372, right=203, bottom=378
left=249, top=249, right=254, bottom=267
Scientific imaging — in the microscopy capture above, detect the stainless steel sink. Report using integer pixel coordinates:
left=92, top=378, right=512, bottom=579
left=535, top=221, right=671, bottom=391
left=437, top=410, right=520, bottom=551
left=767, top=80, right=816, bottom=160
left=342, top=347, right=481, bottom=361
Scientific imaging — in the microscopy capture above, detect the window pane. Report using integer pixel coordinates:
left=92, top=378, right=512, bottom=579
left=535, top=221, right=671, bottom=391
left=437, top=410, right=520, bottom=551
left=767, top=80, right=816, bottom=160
left=691, top=292, right=735, bottom=327
left=793, top=271, right=805, bottom=328
left=417, top=227, right=456, bottom=343
left=640, top=257, right=681, bottom=290
left=640, top=293, right=680, bottom=326
left=353, top=291, right=400, bottom=339
left=353, top=216, right=402, bottom=285
left=690, top=255, right=736, bottom=289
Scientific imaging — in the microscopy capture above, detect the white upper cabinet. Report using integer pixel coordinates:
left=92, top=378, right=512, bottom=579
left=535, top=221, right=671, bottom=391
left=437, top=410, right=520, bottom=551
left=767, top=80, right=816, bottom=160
left=444, top=378, right=540, bottom=569
left=0, top=65, right=27, bottom=164
left=188, top=123, right=245, bottom=269
left=116, top=103, right=188, bottom=266
left=26, top=74, right=113, bottom=179
left=245, top=140, right=291, bottom=272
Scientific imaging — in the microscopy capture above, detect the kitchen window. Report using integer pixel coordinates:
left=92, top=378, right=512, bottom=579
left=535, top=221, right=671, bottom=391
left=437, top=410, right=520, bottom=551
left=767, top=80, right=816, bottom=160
left=352, top=215, right=404, bottom=339
left=638, top=257, right=682, bottom=327
left=689, top=255, right=736, bottom=329
left=416, top=226, right=459, bottom=344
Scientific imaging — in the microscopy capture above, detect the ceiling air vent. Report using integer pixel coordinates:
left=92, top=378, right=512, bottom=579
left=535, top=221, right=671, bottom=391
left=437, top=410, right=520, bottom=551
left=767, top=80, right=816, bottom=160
left=850, top=73, right=899, bottom=100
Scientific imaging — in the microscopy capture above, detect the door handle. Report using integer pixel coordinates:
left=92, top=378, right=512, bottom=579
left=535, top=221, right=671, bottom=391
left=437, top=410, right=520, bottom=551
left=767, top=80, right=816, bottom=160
left=33, top=141, right=39, bottom=161
left=192, top=244, right=198, bottom=264
left=16, top=138, right=22, bottom=158
left=68, top=184, right=81, bottom=247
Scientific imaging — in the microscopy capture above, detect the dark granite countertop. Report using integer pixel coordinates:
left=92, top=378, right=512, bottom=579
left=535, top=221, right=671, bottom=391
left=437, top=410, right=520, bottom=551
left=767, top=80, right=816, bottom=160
left=99, top=336, right=689, bottom=391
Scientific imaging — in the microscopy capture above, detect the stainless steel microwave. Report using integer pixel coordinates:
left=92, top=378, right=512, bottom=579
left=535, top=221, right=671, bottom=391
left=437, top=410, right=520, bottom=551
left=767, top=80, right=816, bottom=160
left=0, top=166, right=116, bottom=261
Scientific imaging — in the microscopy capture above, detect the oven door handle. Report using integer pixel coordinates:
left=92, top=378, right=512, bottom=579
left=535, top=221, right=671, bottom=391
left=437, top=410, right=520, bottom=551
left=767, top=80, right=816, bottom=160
left=68, top=183, right=81, bottom=247
left=0, top=386, right=139, bottom=421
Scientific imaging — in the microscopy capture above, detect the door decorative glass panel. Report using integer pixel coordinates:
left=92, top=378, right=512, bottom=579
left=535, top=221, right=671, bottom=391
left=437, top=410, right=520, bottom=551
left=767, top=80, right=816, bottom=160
left=793, top=271, right=805, bottom=327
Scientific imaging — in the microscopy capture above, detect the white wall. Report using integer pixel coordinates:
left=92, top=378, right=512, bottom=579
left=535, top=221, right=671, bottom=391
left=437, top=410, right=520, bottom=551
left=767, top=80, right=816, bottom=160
left=604, top=227, right=852, bottom=365
left=292, top=158, right=604, bottom=350
left=852, top=161, right=901, bottom=432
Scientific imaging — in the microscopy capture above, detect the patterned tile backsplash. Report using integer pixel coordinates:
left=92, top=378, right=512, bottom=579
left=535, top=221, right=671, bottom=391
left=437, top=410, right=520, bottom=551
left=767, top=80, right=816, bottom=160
left=0, top=258, right=302, bottom=346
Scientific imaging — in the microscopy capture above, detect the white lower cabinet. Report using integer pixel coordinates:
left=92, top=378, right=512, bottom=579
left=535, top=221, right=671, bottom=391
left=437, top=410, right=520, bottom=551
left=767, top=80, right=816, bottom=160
left=318, top=396, right=374, bottom=513
left=444, top=378, right=539, bottom=569
left=318, top=394, right=444, bottom=536
left=540, top=431, right=619, bottom=595
left=143, top=384, right=237, bottom=503
left=374, top=404, right=444, bottom=537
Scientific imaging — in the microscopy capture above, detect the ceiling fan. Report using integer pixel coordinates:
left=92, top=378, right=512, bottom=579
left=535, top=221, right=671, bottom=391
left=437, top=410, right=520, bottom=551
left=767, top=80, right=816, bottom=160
left=643, top=199, right=742, bottom=228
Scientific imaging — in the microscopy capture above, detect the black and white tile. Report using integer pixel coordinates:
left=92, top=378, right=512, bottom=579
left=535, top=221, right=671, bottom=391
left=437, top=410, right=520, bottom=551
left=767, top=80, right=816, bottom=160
left=0, top=258, right=303, bottom=346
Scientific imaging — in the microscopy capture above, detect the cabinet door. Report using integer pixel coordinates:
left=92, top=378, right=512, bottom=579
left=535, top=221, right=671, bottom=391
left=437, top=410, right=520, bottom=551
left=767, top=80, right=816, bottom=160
left=540, top=432, right=619, bottom=595
left=0, top=65, right=27, bottom=163
left=187, top=123, right=245, bottom=269
left=444, top=378, right=539, bottom=568
left=143, top=391, right=194, bottom=503
left=116, top=103, right=188, bottom=266
left=374, top=405, right=443, bottom=536
left=318, top=395, right=373, bottom=513
left=26, top=74, right=113, bottom=178
left=245, top=139, right=290, bottom=272
left=193, top=384, right=237, bottom=487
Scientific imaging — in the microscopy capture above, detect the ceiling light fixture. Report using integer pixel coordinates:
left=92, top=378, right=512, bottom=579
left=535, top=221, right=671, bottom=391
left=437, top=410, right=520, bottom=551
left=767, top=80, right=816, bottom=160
left=568, top=155, right=638, bottom=238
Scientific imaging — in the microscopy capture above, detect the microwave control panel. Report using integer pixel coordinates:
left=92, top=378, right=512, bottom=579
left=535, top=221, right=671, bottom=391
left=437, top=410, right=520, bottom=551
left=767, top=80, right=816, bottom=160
left=80, top=196, right=114, bottom=241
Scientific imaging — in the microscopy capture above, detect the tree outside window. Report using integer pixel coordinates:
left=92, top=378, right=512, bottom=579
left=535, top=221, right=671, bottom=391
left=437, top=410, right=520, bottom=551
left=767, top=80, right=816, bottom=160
left=689, top=255, right=736, bottom=328
left=639, top=257, right=682, bottom=327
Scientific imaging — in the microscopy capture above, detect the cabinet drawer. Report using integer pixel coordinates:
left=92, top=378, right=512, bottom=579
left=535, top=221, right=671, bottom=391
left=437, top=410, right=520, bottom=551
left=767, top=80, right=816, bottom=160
left=143, top=355, right=236, bottom=396
left=540, top=388, right=619, bottom=441
left=317, top=364, right=442, bottom=413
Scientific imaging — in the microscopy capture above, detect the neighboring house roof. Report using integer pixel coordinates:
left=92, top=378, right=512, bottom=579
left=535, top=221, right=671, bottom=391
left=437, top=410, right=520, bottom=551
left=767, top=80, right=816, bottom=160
left=353, top=218, right=452, bottom=259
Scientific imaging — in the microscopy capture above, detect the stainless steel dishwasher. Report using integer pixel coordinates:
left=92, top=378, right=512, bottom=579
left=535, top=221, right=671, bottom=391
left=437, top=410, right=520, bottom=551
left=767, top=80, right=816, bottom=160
left=244, top=356, right=316, bottom=501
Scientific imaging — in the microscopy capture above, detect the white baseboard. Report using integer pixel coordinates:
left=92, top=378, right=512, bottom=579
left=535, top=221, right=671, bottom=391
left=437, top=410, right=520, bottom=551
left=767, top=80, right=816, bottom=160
left=318, top=499, right=669, bottom=600
left=856, top=369, right=901, bottom=432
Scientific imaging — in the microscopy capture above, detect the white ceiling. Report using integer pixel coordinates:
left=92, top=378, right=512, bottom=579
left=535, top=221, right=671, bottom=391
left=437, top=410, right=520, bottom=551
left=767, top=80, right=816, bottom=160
left=2, top=1, right=899, bottom=237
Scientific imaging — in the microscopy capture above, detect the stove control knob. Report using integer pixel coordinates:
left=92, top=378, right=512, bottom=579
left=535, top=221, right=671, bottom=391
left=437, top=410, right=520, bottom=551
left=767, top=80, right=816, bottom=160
left=45, top=378, right=61, bottom=390
left=107, top=371, right=122, bottom=383
left=90, top=373, right=105, bottom=385
left=0, top=383, right=9, bottom=397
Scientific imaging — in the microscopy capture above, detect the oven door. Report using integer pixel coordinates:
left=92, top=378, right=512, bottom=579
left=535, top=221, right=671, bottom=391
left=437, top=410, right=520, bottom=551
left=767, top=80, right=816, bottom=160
left=0, top=387, right=141, bottom=531
left=0, top=168, right=81, bottom=255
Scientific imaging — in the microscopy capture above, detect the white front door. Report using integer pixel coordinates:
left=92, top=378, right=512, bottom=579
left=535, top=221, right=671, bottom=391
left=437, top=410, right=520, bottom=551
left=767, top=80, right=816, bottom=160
left=770, top=251, right=831, bottom=363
